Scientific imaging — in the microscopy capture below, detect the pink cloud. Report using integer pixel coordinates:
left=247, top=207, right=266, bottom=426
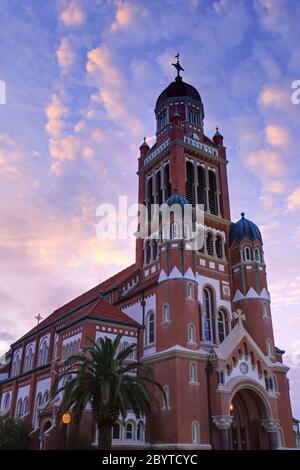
left=56, top=37, right=76, bottom=69
left=59, top=0, right=85, bottom=27
left=287, top=187, right=300, bottom=210
left=264, top=124, right=291, bottom=147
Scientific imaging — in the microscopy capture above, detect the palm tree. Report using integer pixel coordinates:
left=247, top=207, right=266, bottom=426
left=51, top=334, right=165, bottom=450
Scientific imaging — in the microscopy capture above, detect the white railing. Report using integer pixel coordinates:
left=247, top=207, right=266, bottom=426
left=184, top=136, right=218, bottom=157
left=144, top=138, right=171, bottom=166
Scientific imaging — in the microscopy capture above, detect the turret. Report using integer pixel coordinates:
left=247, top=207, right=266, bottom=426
left=230, top=213, right=276, bottom=358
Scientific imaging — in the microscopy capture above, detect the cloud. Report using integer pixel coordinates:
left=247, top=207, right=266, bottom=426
left=59, top=0, right=85, bottom=27
left=287, top=187, right=300, bottom=210
left=264, top=124, right=290, bottom=147
left=246, top=149, right=286, bottom=178
left=259, top=85, right=289, bottom=109
left=56, top=37, right=76, bottom=70
left=45, top=94, right=68, bottom=137
left=86, top=44, right=143, bottom=135
left=110, top=1, right=151, bottom=36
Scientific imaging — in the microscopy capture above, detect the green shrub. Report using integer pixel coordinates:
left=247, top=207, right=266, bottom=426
left=0, top=416, right=31, bottom=450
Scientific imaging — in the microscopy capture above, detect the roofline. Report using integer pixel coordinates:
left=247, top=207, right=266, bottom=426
left=11, top=284, right=122, bottom=348
left=56, top=314, right=141, bottom=334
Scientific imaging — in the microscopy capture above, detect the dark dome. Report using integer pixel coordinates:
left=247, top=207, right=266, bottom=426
left=165, top=193, right=189, bottom=208
left=156, top=78, right=201, bottom=110
left=229, top=213, right=262, bottom=246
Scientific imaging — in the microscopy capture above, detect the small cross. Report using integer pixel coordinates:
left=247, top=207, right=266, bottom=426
left=232, top=309, right=246, bottom=322
left=35, top=314, right=43, bottom=325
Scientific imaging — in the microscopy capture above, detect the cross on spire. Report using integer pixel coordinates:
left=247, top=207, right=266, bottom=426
left=172, top=53, right=184, bottom=81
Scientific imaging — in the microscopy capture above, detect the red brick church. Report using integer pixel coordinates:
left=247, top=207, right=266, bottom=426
left=0, top=58, right=296, bottom=450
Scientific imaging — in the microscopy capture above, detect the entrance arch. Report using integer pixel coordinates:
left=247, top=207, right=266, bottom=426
left=228, top=386, right=275, bottom=450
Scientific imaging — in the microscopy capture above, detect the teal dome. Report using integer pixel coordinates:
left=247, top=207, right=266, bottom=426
left=165, top=193, right=189, bottom=208
left=230, top=213, right=262, bottom=246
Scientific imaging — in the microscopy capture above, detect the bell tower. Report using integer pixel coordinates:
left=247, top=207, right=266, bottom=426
left=229, top=213, right=276, bottom=358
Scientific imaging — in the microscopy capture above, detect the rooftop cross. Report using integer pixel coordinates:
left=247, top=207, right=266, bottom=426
left=172, top=53, right=184, bottom=81
left=35, top=314, right=43, bottom=325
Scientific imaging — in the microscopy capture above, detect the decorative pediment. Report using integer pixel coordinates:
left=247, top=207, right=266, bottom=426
left=158, top=267, right=196, bottom=283
left=233, top=287, right=271, bottom=302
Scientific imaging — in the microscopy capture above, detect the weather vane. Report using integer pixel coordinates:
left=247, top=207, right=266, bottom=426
left=172, top=53, right=184, bottom=81
left=35, top=314, right=43, bottom=325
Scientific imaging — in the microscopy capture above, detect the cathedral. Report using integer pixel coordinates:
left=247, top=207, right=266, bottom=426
left=0, top=58, right=296, bottom=450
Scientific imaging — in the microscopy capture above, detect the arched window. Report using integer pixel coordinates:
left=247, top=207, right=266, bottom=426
left=190, top=362, right=197, bottom=382
left=125, top=422, right=133, bottom=440
left=244, top=246, right=251, bottom=262
left=162, top=385, right=170, bottom=410
left=36, top=393, right=43, bottom=409
left=206, top=232, right=214, bottom=256
left=38, top=340, right=49, bottom=366
left=216, top=235, right=223, bottom=259
left=162, top=304, right=170, bottom=323
left=203, top=288, right=213, bottom=342
left=112, top=422, right=120, bottom=440
left=267, top=339, right=273, bottom=357
left=156, top=170, right=163, bottom=206
left=188, top=324, right=195, bottom=343
left=3, top=393, right=10, bottom=412
left=164, top=163, right=171, bottom=200
left=146, top=311, right=155, bottom=345
left=65, top=343, right=70, bottom=360
left=43, top=390, right=49, bottom=405
left=278, top=427, right=285, bottom=447
left=217, top=310, right=226, bottom=343
left=263, top=302, right=271, bottom=318
left=11, top=353, right=21, bottom=378
left=171, top=222, right=178, bottom=239
left=187, top=282, right=194, bottom=299
left=24, top=346, right=34, bottom=372
left=145, top=240, right=151, bottom=264
left=23, top=397, right=28, bottom=415
left=208, top=170, right=217, bottom=215
left=192, top=421, right=200, bottom=444
left=255, top=247, right=261, bottom=262
left=147, top=176, right=154, bottom=222
left=185, top=161, right=194, bottom=205
left=15, top=398, right=23, bottom=419
left=137, top=421, right=143, bottom=441
left=197, top=166, right=205, bottom=207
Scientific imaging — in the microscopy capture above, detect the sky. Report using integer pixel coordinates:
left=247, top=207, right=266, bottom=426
left=0, top=0, right=300, bottom=417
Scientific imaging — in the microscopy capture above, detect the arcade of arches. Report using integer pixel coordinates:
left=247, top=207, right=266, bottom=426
left=213, top=387, right=280, bottom=450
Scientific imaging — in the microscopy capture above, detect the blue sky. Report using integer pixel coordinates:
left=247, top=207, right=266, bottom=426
left=0, top=0, right=300, bottom=417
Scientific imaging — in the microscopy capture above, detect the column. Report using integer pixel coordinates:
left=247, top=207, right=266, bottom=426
left=212, top=415, right=233, bottom=450
left=261, top=419, right=280, bottom=450
left=212, top=233, right=217, bottom=258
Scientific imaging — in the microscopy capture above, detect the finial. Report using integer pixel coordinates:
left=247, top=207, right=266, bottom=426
left=143, top=136, right=146, bottom=143
left=172, top=53, right=184, bottom=81
left=35, top=314, right=43, bottom=325
left=241, top=212, right=245, bottom=218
